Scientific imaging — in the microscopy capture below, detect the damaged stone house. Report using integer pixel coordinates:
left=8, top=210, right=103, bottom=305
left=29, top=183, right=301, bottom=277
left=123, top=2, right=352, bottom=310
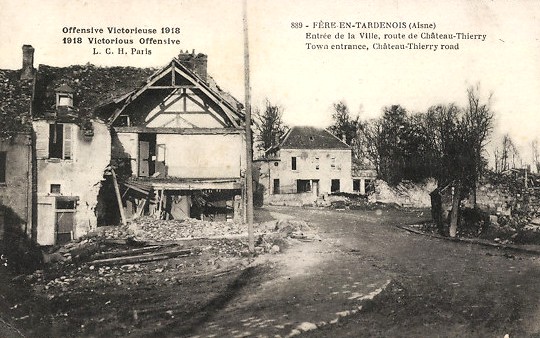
left=0, top=46, right=34, bottom=247
left=0, top=45, right=246, bottom=246
left=105, top=52, right=246, bottom=225
left=256, top=126, right=374, bottom=205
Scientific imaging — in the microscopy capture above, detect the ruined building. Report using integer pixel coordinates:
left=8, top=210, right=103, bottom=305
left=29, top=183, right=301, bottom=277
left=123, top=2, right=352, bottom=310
left=0, top=45, right=246, bottom=246
left=0, top=45, right=35, bottom=245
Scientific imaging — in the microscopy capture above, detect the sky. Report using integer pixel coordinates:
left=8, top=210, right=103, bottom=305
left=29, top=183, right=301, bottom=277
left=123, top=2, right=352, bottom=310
left=1, top=0, right=539, bottom=165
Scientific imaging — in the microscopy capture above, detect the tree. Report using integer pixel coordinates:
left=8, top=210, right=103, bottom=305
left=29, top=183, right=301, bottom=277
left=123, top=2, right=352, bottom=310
left=377, top=105, right=408, bottom=184
left=426, top=103, right=471, bottom=236
left=253, top=100, right=288, bottom=154
left=463, top=86, right=495, bottom=205
left=425, top=87, right=494, bottom=237
left=495, top=134, right=520, bottom=173
left=358, top=118, right=383, bottom=173
left=367, top=105, right=437, bottom=184
left=328, top=101, right=360, bottom=148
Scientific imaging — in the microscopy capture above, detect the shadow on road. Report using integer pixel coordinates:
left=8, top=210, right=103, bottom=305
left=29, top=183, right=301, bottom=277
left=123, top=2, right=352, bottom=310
left=151, top=266, right=260, bottom=337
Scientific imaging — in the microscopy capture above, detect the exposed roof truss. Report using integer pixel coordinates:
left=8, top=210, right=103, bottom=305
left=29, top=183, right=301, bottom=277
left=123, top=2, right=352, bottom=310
left=110, top=59, right=241, bottom=128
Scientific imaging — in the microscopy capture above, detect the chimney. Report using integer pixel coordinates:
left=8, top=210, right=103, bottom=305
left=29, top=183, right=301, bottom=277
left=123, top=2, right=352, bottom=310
left=20, top=45, right=35, bottom=80
left=178, top=50, right=208, bottom=82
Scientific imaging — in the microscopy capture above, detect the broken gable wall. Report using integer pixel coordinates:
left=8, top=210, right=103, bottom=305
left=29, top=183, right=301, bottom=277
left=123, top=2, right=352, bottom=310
left=34, top=120, right=110, bottom=245
left=111, top=88, right=246, bottom=179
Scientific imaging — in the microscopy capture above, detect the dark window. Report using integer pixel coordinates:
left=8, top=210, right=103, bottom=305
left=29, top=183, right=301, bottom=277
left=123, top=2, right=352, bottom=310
left=273, top=179, right=280, bottom=194
left=56, top=199, right=76, bottom=209
left=291, top=157, right=297, bottom=170
left=297, top=180, right=311, bottom=193
left=0, top=152, right=6, bottom=183
left=49, top=123, right=63, bottom=158
left=49, top=123, right=72, bottom=159
left=116, top=115, right=130, bottom=127
left=50, top=184, right=61, bottom=194
left=331, top=179, right=340, bottom=193
left=353, top=179, right=361, bottom=192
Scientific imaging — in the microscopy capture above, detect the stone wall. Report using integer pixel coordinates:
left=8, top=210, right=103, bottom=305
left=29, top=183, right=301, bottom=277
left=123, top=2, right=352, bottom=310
left=34, top=120, right=111, bottom=245
left=0, top=133, right=33, bottom=240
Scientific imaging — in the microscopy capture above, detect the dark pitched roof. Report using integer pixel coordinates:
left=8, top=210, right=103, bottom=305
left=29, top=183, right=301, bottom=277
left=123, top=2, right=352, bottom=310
left=32, top=59, right=243, bottom=124
left=279, top=126, right=350, bottom=150
left=33, top=64, right=156, bottom=119
left=0, top=69, right=33, bottom=138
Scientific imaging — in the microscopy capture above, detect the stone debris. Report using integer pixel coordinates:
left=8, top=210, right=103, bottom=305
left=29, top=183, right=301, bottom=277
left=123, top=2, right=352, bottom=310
left=28, top=216, right=320, bottom=290
left=296, top=322, right=317, bottom=332
left=20, top=214, right=322, bottom=316
left=131, top=217, right=254, bottom=241
left=368, top=179, right=436, bottom=207
left=128, top=217, right=320, bottom=244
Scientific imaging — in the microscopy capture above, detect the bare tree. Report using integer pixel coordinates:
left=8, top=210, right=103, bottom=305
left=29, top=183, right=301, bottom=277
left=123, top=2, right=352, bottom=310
left=253, top=99, right=288, bottom=154
left=426, top=87, right=494, bottom=237
left=531, top=139, right=539, bottom=173
left=463, top=86, right=495, bottom=206
left=496, top=134, right=520, bottom=172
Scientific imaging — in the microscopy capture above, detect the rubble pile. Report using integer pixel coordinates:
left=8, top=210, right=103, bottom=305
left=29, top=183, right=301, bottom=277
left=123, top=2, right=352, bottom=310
left=130, top=217, right=251, bottom=241
left=41, top=226, right=138, bottom=264
left=39, top=217, right=320, bottom=269
left=127, top=217, right=320, bottom=253
left=85, top=225, right=136, bottom=241
left=28, top=260, right=187, bottom=297
left=368, top=179, right=436, bottom=208
left=423, top=170, right=540, bottom=245
left=482, top=171, right=540, bottom=218
left=273, top=219, right=315, bottom=238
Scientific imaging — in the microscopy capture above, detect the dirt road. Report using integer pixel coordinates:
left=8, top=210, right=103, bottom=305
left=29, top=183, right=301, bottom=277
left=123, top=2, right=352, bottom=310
left=1, top=206, right=539, bottom=337
left=191, top=206, right=540, bottom=337
left=275, top=206, right=540, bottom=338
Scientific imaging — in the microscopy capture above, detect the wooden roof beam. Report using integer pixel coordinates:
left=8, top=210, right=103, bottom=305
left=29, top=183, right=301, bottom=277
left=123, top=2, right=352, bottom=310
left=173, top=66, right=240, bottom=128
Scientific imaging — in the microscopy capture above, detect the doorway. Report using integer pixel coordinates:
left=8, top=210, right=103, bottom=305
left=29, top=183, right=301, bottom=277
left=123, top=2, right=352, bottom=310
left=55, top=198, right=76, bottom=244
left=138, top=133, right=156, bottom=177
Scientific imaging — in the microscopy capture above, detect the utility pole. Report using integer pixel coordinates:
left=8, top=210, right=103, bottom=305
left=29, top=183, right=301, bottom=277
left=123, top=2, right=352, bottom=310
left=243, top=0, right=255, bottom=252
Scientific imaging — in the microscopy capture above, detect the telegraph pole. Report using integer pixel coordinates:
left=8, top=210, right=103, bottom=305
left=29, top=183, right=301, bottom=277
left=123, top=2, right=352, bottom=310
left=243, top=0, right=255, bottom=252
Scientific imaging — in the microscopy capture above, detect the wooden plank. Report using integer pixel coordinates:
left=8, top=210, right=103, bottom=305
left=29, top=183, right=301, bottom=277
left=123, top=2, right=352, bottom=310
left=135, top=198, right=147, bottom=218
left=109, top=65, right=174, bottom=124
left=147, top=85, right=196, bottom=89
left=88, top=249, right=192, bottom=266
left=114, top=127, right=244, bottom=135
left=111, top=169, right=127, bottom=225
left=158, top=189, right=163, bottom=219
left=171, top=62, right=175, bottom=85
left=92, top=245, right=169, bottom=260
